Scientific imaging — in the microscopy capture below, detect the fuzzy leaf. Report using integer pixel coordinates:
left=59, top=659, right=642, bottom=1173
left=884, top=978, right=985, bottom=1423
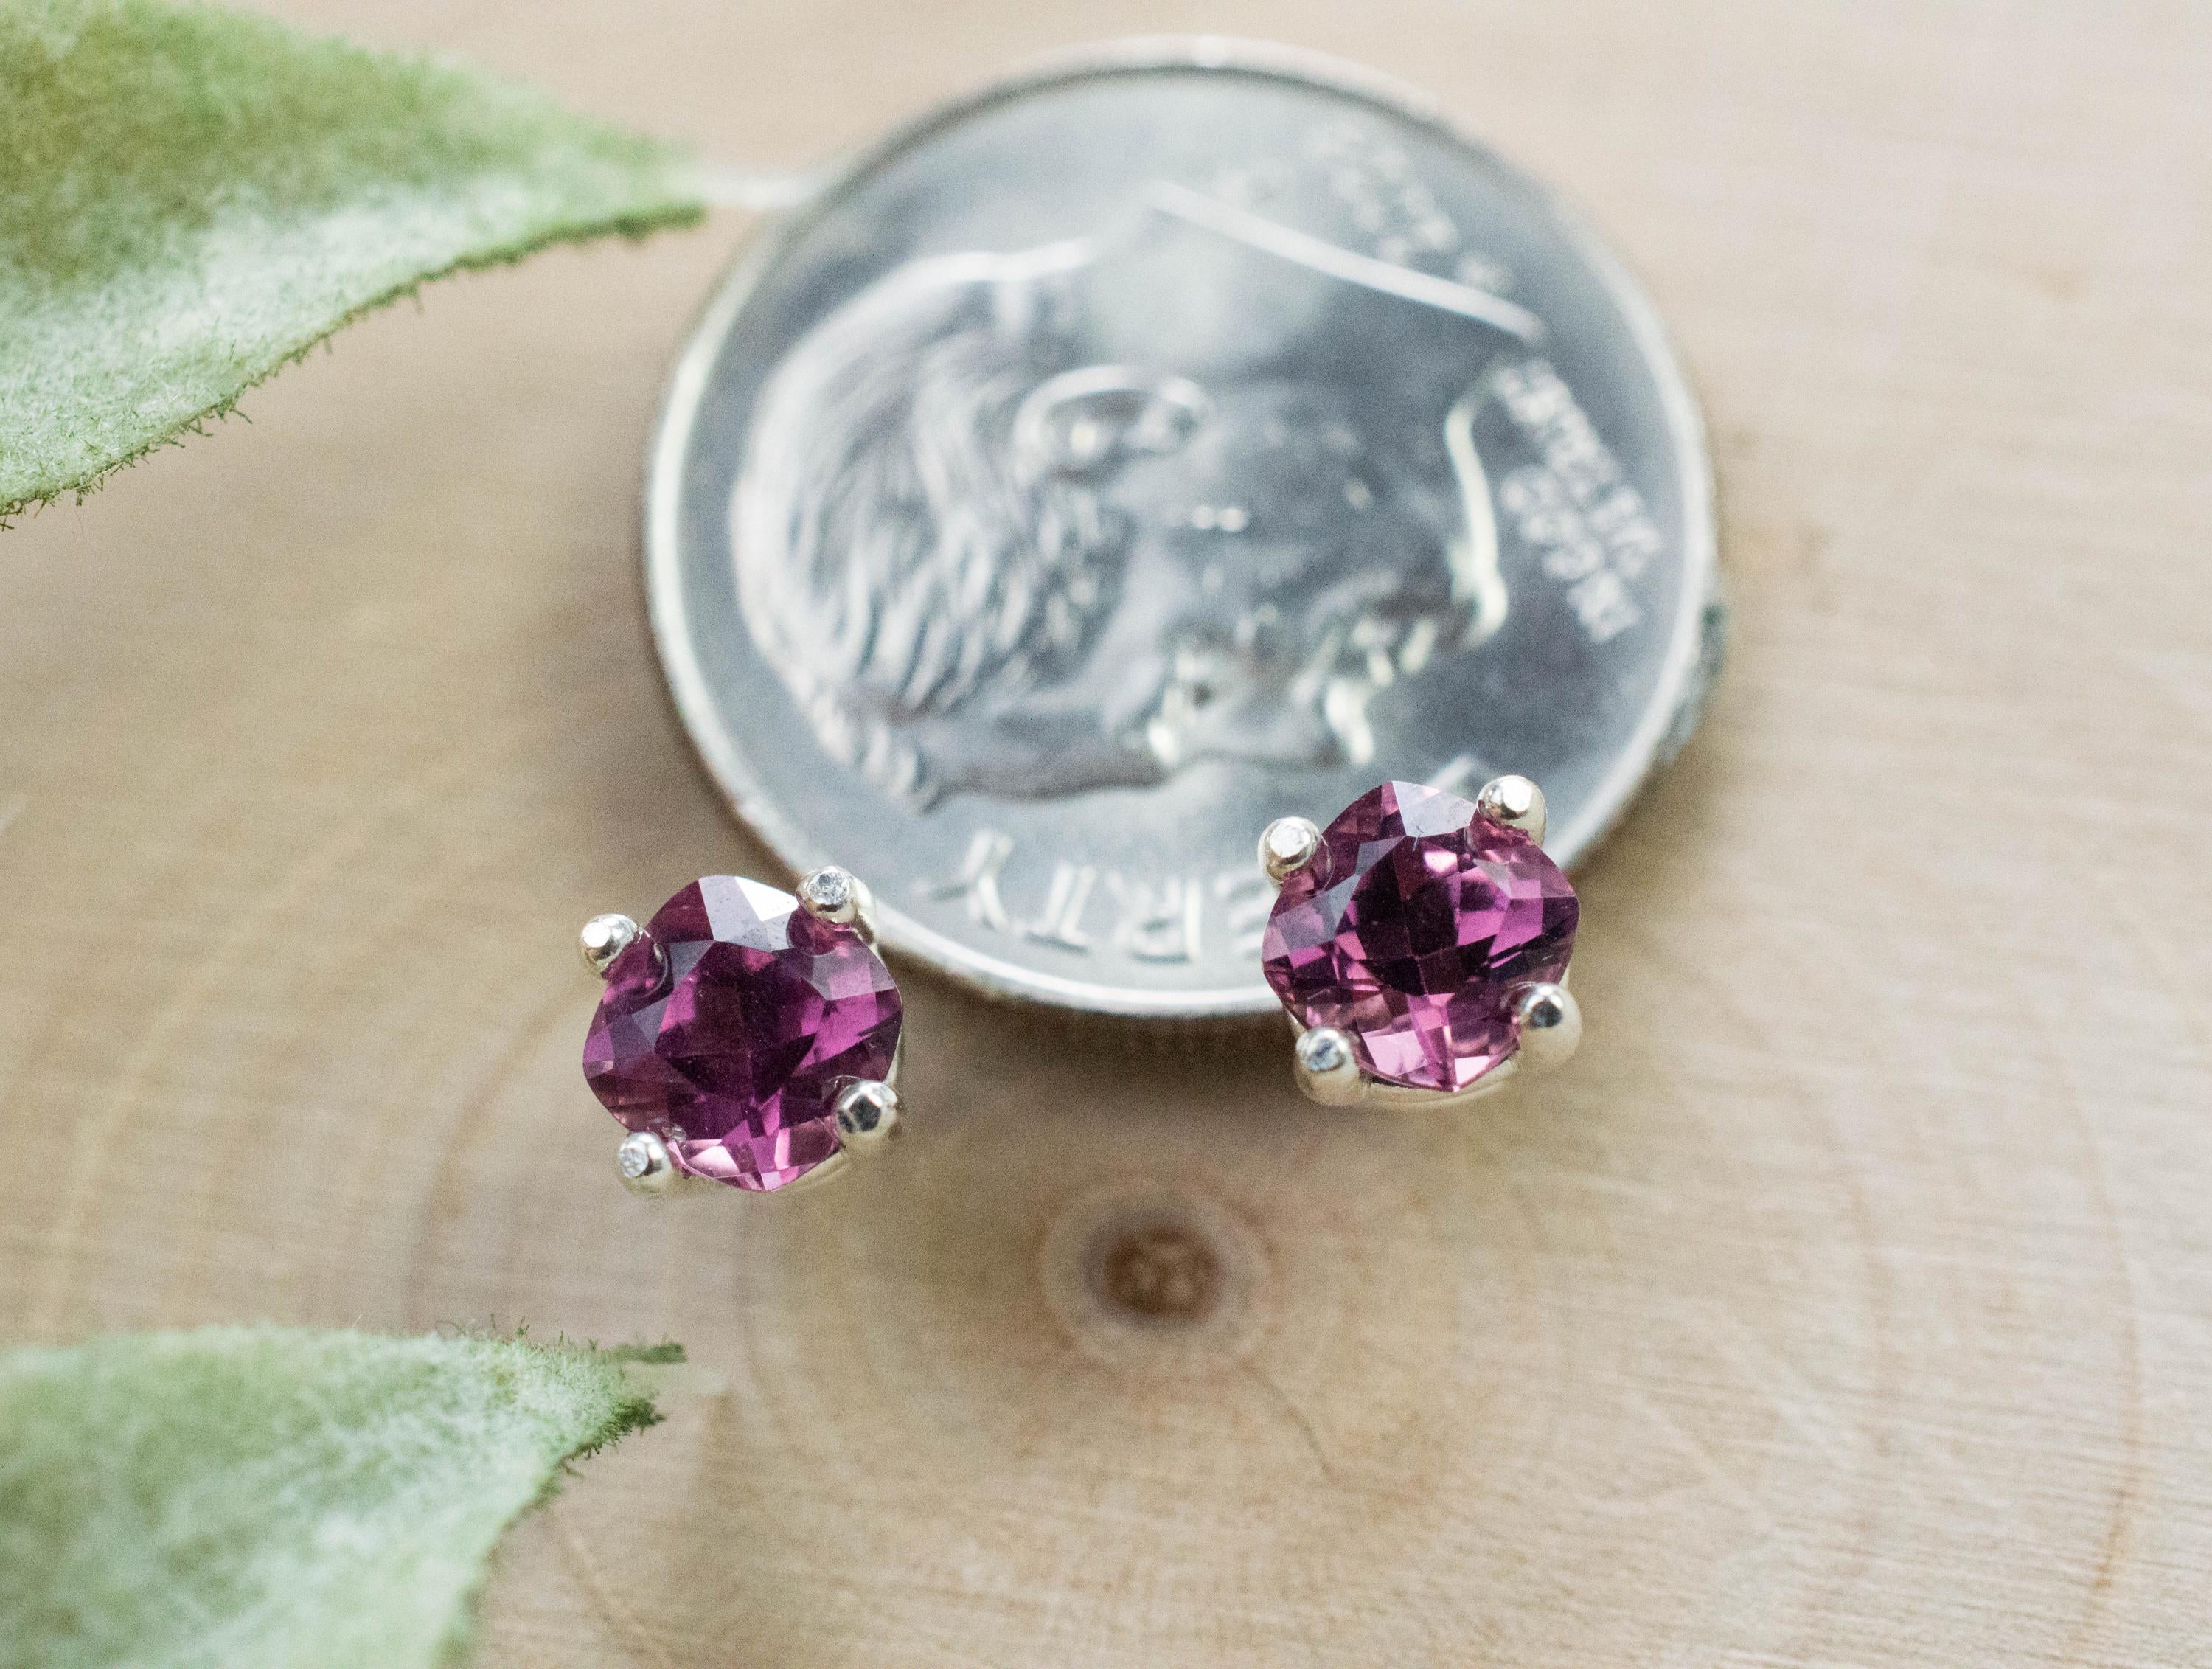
left=0, top=0, right=706, bottom=518
left=0, top=1328, right=670, bottom=1669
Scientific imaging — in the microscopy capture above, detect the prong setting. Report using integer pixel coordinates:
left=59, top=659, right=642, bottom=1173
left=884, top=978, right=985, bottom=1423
left=616, top=1130, right=679, bottom=1196
left=1474, top=774, right=1547, bottom=845
left=1288, top=1021, right=1522, bottom=1111
left=1293, top=1026, right=1363, bottom=1106
left=833, top=1079, right=902, bottom=1155
left=1512, top=981, right=1582, bottom=1070
left=799, top=865, right=858, bottom=924
left=799, top=865, right=877, bottom=945
left=580, top=913, right=641, bottom=978
left=1262, top=780, right=1579, bottom=1112
left=582, top=875, right=903, bottom=1200
left=1259, top=816, right=1321, bottom=886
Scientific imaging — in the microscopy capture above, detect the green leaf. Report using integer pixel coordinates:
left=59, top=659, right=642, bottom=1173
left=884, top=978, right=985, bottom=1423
left=0, top=1327, right=672, bottom=1669
left=0, top=0, right=706, bottom=519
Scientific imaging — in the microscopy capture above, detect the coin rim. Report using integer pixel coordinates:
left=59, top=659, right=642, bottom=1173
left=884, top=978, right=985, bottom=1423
left=644, top=35, right=1721, bottom=1018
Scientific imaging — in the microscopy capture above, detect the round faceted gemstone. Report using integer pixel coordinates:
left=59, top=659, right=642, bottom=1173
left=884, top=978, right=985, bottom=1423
left=582, top=876, right=901, bottom=1191
left=1260, top=781, right=1578, bottom=1091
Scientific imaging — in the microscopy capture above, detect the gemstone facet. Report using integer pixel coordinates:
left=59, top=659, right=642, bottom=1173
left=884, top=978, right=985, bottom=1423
left=582, top=876, right=902, bottom=1191
left=1259, top=781, right=1579, bottom=1092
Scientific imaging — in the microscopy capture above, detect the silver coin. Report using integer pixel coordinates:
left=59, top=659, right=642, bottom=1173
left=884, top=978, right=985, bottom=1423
left=647, top=41, right=1722, bottom=1019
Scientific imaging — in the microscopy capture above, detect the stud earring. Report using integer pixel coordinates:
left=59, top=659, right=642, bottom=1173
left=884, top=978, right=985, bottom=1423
left=1257, top=777, right=1581, bottom=1107
left=579, top=867, right=904, bottom=1196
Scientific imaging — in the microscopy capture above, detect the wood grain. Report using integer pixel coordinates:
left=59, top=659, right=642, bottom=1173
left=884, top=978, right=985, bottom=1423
left=4, top=1, right=2210, bottom=1663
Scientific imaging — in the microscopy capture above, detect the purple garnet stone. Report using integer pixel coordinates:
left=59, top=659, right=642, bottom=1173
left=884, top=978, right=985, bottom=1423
left=582, top=876, right=901, bottom=1191
left=1260, top=781, right=1578, bottom=1092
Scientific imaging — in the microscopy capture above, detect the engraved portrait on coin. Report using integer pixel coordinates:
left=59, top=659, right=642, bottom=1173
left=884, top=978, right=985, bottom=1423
left=734, top=185, right=1534, bottom=809
left=650, top=46, right=1720, bottom=1016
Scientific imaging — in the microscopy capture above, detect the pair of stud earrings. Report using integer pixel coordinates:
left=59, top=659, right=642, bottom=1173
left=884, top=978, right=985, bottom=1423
left=577, top=774, right=1582, bottom=1198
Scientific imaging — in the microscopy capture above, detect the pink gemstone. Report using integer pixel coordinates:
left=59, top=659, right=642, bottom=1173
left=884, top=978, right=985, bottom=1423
left=1260, top=781, right=1578, bottom=1091
left=582, top=876, right=901, bottom=1192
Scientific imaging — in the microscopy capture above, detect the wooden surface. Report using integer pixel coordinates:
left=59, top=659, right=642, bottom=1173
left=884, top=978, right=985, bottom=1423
left=4, top=2, right=2211, bottom=1663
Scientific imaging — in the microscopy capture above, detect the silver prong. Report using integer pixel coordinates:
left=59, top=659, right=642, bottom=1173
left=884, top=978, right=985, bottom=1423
left=1259, top=816, right=1322, bottom=886
left=616, top=1130, right=679, bottom=1196
left=580, top=913, right=640, bottom=978
left=799, top=865, right=859, bottom=925
left=1513, top=982, right=1582, bottom=1070
left=833, top=1079, right=901, bottom=1155
left=1475, top=774, right=1547, bottom=845
left=799, top=866, right=877, bottom=945
left=1293, top=1026, right=1363, bottom=1106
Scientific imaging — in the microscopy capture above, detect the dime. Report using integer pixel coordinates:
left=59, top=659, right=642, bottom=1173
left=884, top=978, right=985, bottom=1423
left=647, top=42, right=1722, bottom=1018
